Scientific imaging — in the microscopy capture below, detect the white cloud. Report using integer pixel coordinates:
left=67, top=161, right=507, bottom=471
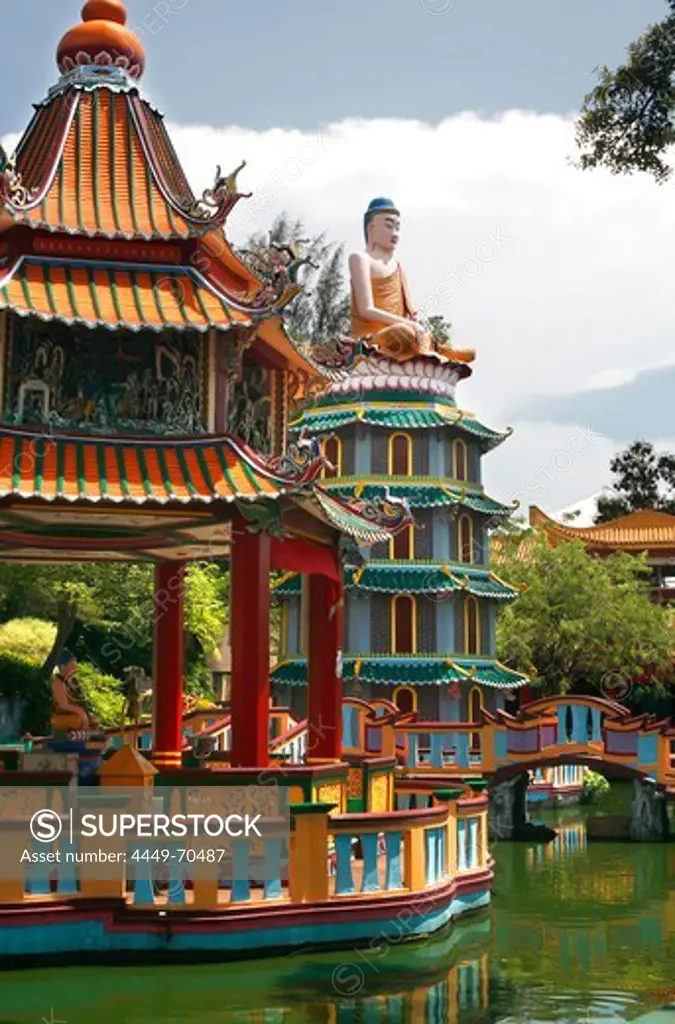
left=4, top=110, right=673, bottom=513
left=482, top=419, right=618, bottom=519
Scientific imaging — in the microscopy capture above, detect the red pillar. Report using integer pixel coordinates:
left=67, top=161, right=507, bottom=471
left=152, top=561, right=185, bottom=769
left=230, top=519, right=271, bottom=768
left=307, top=573, right=343, bottom=762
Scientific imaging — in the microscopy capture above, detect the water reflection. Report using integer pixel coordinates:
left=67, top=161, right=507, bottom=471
left=0, top=809, right=673, bottom=1023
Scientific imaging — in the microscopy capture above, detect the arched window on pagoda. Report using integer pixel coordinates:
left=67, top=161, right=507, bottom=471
left=389, top=432, right=412, bottom=476
left=457, top=514, right=474, bottom=563
left=392, top=595, right=417, bottom=654
left=469, top=685, right=483, bottom=756
left=464, top=596, right=480, bottom=655
left=322, top=436, right=342, bottom=478
left=393, top=685, right=417, bottom=714
left=453, top=438, right=468, bottom=481
left=390, top=525, right=413, bottom=560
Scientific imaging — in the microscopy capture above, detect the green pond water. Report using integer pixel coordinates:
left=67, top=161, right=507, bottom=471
left=0, top=797, right=673, bottom=1023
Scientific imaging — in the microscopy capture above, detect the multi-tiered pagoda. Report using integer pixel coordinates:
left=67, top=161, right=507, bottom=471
left=272, top=199, right=528, bottom=732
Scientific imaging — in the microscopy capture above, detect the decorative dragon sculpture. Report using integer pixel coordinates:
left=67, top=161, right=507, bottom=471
left=0, top=144, right=38, bottom=209
left=265, top=426, right=334, bottom=482
left=188, top=159, right=249, bottom=221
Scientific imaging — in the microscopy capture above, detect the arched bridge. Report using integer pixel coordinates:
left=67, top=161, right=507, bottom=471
left=339, top=694, right=675, bottom=789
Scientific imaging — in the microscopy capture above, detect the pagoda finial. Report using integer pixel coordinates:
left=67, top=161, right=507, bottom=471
left=57, top=1, right=146, bottom=81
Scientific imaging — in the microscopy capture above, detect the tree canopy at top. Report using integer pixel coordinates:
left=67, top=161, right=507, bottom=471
left=595, top=440, right=675, bottom=522
left=576, top=0, right=675, bottom=181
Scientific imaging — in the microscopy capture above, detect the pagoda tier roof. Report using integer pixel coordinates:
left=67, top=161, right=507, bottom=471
left=0, top=425, right=410, bottom=561
left=1, top=80, right=241, bottom=241
left=324, top=480, right=515, bottom=518
left=272, top=656, right=528, bottom=689
left=273, top=562, right=519, bottom=599
left=530, top=506, right=675, bottom=553
left=290, top=403, right=511, bottom=451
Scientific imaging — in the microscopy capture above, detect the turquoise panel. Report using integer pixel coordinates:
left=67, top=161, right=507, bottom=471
left=361, top=833, right=380, bottom=892
left=435, top=600, right=454, bottom=656
left=430, top=733, right=445, bottom=768
left=456, top=732, right=470, bottom=768
left=286, top=599, right=300, bottom=657
left=457, top=820, right=467, bottom=870
left=385, top=831, right=403, bottom=889
left=348, top=595, right=371, bottom=654
left=354, top=428, right=372, bottom=476
left=494, top=730, right=508, bottom=759
left=637, top=732, right=658, bottom=766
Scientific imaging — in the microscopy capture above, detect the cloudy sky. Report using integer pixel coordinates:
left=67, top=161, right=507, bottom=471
left=2, top=0, right=673, bottom=521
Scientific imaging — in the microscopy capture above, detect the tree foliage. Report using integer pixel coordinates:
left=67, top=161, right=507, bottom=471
left=0, top=561, right=229, bottom=693
left=244, top=213, right=350, bottom=343
left=595, top=439, right=675, bottom=522
left=496, top=530, right=673, bottom=695
left=576, top=1, right=675, bottom=181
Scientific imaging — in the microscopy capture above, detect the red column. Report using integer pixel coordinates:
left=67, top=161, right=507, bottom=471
left=152, top=561, right=185, bottom=769
left=307, top=573, right=343, bottom=762
left=230, top=519, right=271, bottom=768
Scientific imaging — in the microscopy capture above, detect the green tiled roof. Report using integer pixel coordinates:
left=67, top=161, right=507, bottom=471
left=272, top=656, right=528, bottom=688
left=272, top=563, right=518, bottom=599
left=289, top=406, right=510, bottom=451
left=325, top=481, right=513, bottom=518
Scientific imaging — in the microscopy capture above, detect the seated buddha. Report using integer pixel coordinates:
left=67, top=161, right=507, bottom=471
left=51, top=651, right=91, bottom=735
left=349, top=198, right=475, bottom=364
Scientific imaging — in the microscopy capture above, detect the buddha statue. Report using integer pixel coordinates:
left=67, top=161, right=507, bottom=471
left=349, top=198, right=475, bottom=364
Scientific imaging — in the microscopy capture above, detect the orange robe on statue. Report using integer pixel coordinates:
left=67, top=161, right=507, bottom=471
left=350, top=266, right=424, bottom=363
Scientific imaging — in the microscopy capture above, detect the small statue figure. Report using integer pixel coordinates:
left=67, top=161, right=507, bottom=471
left=349, top=198, right=475, bottom=364
left=50, top=650, right=92, bottom=735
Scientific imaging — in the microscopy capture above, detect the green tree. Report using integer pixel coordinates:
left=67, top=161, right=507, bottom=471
left=496, top=531, right=673, bottom=695
left=0, top=561, right=229, bottom=693
left=244, top=213, right=350, bottom=343
left=595, top=439, right=675, bottom=522
left=576, top=1, right=675, bottom=181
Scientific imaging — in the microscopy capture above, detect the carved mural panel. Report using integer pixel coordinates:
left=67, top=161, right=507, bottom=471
left=5, top=317, right=203, bottom=435
left=226, top=355, right=272, bottom=454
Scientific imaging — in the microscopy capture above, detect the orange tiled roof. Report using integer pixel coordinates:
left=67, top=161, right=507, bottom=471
left=0, top=427, right=312, bottom=505
left=0, top=255, right=255, bottom=332
left=529, top=506, right=675, bottom=551
left=0, top=426, right=409, bottom=550
left=3, top=88, right=240, bottom=241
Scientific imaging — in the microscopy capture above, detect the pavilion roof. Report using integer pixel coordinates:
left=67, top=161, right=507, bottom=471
left=0, top=425, right=412, bottom=561
left=0, top=255, right=256, bottom=333
left=1, top=81, right=240, bottom=242
left=0, top=427, right=322, bottom=506
left=529, top=506, right=675, bottom=553
left=0, top=43, right=314, bottom=376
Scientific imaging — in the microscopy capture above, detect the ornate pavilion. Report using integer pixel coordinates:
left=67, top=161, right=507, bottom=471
left=0, top=0, right=408, bottom=769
